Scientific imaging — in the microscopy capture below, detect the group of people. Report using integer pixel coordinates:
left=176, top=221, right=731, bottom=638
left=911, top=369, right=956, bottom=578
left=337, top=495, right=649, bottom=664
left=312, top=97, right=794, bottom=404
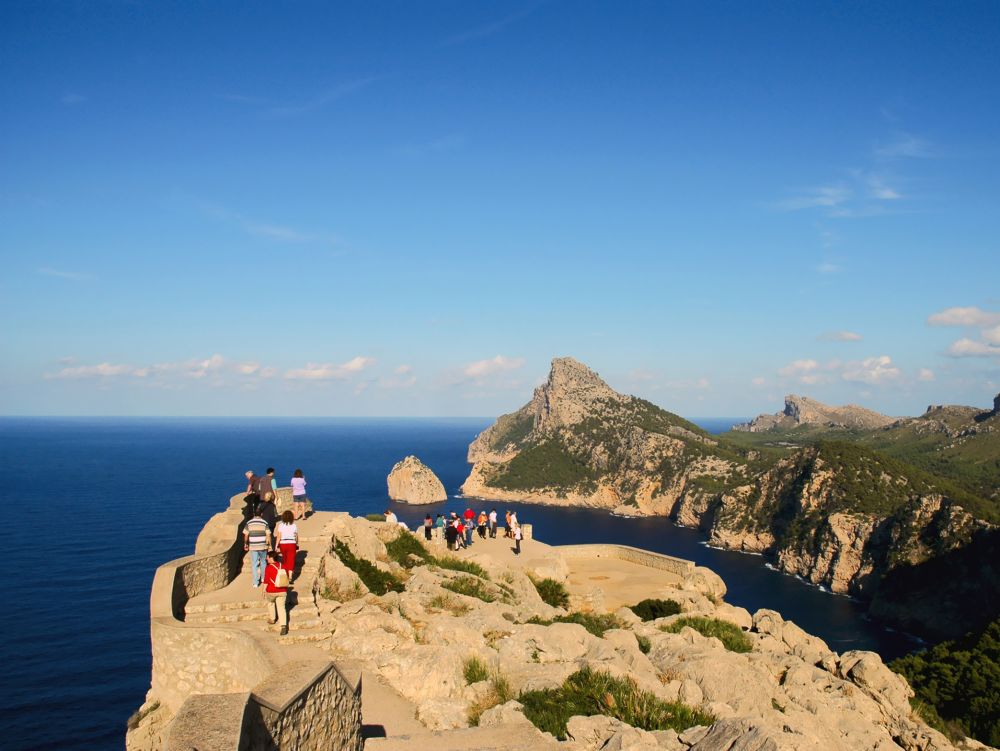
left=242, top=468, right=312, bottom=636
left=415, top=507, right=525, bottom=554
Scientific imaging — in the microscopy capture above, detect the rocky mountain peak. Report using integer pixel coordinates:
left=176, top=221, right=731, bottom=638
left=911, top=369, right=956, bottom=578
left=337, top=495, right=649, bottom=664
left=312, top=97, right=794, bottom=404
left=531, top=357, right=620, bottom=429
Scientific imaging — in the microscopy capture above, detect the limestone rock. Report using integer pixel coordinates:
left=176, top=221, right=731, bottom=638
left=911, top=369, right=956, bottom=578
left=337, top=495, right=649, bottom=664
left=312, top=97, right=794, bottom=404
left=387, top=456, right=447, bottom=504
left=477, top=700, right=533, bottom=729
left=734, top=395, right=895, bottom=433
left=416, top=697, right=468, bottom=730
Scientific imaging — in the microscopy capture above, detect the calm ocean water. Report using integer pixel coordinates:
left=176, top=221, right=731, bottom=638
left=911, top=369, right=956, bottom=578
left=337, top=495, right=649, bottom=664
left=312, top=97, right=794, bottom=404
left=0, top=417, right=919, bottom=750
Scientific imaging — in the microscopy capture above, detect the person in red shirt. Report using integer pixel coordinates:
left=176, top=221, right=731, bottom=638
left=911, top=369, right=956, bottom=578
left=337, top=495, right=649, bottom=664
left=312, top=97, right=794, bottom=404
left=263, top=550, right=289, bottom=635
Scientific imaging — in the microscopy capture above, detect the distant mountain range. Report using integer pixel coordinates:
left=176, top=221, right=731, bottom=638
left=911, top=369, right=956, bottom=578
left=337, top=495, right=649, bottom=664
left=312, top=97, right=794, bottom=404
left=463, top=357, right=1000, bottom=640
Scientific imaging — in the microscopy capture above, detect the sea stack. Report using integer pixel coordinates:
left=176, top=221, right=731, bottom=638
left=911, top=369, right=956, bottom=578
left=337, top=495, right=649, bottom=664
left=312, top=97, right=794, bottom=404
left=387, top=455, right=447, bottom=503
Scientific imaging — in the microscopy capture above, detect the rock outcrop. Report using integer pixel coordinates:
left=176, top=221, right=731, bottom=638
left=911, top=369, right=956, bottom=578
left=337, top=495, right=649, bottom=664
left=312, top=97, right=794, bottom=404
left=387, top=455, right=447, bottom=504
left=733, top=395, right=895, bottom=432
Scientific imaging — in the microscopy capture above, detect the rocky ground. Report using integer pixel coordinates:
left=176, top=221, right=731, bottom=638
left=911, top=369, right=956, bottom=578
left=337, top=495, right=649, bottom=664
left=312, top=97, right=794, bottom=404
left=315, top=515, right=983, bottom=751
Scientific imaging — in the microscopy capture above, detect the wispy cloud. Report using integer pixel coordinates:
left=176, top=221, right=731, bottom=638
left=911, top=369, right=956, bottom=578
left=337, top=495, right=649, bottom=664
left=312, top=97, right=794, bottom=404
left=201, top=203, right=335, bottom=245
left=265, top=77, right=380, bottom=118
left=818, top=330, right=863, bottom=342
left=45, top=354, right=275, bottom=382
left=463, top=355, right=525, bottom=379
left=444, top=7, right=536, bottom=45
left=875, top=133, right=933, bottom=159
left=816, top=261, right=842, bottom=274
left=841, top=355, right=901, bottom=384
left=46, top=362, right=132, bottom=379
left=774, top=186, right=851, bottom=212
left=37, top=267, right=94, bottom=281
left=284, top=356, right=376, bottom=380
left=928, top=306, right=1000, bottom=328
left=918, top=368, right=936, bottom=382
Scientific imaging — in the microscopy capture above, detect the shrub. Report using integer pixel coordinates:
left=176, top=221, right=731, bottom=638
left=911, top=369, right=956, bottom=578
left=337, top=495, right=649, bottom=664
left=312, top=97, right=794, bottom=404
left=443, top=576, right=496, bottom=603
left=660, top=616, right=752, bottom=653
left=637, top=635, right=652, bottom=654
left=385, top=533, right=432, bottom=568
left=365, top=513, right=386, bottom=522
left=531, top=577, right=570, bottom=609
left=468, top=671, right=515, bottom=726
left=629, top=598, right=683, bottom=621
left=463, top=655, right=490, bottom=684
left=527, top=611, right=625, bottom=638
left=427, top=594, right=470, bottom=616
left=434, top=556, right=491, bottom=580
left=319, top=579, right=365, bottom=602
left=126, top=701, right=160, bottom=731
left=519, top=667, right=715, bottom=739
left=333, top=539, right=403, bottom=595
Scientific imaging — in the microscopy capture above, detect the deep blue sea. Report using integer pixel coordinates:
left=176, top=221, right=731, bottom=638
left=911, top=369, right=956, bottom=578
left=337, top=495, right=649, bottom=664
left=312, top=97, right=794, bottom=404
left=0, top=417, right=921, bottom=750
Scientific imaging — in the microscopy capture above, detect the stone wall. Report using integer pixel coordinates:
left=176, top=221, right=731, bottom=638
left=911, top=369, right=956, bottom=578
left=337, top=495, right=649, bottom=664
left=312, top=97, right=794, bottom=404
left=557, top=543, right=695, bottom=577
left=248, top=661, right=362, bottom=751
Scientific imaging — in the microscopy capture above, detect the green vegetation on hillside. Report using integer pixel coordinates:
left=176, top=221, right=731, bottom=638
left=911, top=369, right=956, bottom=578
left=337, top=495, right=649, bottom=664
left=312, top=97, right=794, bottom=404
left=527, top=611, right=624, bottom=637
left=490, top=436, right=595, bottom=491
left=488, top=411, right=536, bottom=451
left=530, top=576, right=570, bottom=608
left=891, top=618, right=1000, bottom=746
left=519, top=666, right=715, bottom=739
left=661, top=616, right=753, bottom=653
left=333, top=539, right=404, bottom=595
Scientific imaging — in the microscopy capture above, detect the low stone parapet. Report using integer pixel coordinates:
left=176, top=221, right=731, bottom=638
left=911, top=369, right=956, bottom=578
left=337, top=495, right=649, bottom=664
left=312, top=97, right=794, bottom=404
left=556, top=543, right=695, bottom=577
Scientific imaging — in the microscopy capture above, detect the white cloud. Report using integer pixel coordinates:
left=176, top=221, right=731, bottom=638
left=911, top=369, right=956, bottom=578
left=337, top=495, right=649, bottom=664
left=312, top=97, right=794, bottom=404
left=751, top=376, right=766, bottom=387
left=817, top=262, right=841, bottom=274
left=695, top=377, right=710, bottom=390
left=918, top=368, right=935, bottom=382
left=284, top=356, right=375, bottom=380
left=394, top=364, right=413, bottom=375
left=462, top=355, right=525, bottom=379
left=946, top=338, right=1000, bottom=358
left=628, top=369, right=655, bottom=382
left=841, top=355, right=901, bottom=384
left=818, top=330, right=863, bottom=342
left=186, top=354, right=225, bottom=378
left=982, top=325, right=1000, bottom=345
left=868, top=175, right=902, bottom=200
left=46, top=362, right=132, bottom=379
left=778, top=359, right=820, bottom=377
left=237, top=362, right=260, bottom=375
left=927, top=306, right=1000, bottom=327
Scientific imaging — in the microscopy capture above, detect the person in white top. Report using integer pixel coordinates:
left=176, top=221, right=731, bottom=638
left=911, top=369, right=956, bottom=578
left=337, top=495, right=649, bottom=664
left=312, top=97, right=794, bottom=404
left=488, top=508, right=498, bottom=538
left=290, top=468, right=309, bottom=520
left=384, top=509, right=398, bottom=525
left=275, top=510, right=299, bottom=584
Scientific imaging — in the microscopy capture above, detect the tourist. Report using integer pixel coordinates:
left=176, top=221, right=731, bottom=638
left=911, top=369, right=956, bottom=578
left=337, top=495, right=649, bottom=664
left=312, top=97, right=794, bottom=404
left=263, top=550, right=289, bottom=635
left=454, top=519, right=465, bottom=549
left=259, top=492, right=278, bottom=540
left=464, top=516, right=474, bottom=547
left=275, top=510, right=299, bottom=583
left=384, top=508, right=398, bottom=525
left=265, top=467, right=277, bottom=497
left=423, top=514, right=433, bottom=541
left=489, top=508, right=498, bottom=538
left=513, top=524, right=523, bottom=555
left=504, top=510, right=512, bottom=538
left=244, top=470, right=262, bottom=518
left=243, top=508, right=272, bottom=587
left=445, top=520, right=458, bottom=551
left=477, top=510, right=488, bottom=539
left=290, top=468, right=309, bottom=520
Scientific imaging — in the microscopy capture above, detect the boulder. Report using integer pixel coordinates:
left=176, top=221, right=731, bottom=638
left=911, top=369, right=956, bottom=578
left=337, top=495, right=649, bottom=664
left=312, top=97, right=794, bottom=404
left=387, top=456, right=447, bottom=504
left=416, top=697, right=468, bottom=730
left=477, top=700, right=533, bottom=729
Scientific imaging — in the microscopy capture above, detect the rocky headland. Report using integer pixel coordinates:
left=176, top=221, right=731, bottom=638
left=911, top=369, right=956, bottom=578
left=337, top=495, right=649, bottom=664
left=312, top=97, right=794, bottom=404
left=461, top=358, right=999, bottom=641
left=127, top=498, right=980, bottom=751
left=387, top=455, right=448, bottom=504
left=733, top=395, right=895, bottom=432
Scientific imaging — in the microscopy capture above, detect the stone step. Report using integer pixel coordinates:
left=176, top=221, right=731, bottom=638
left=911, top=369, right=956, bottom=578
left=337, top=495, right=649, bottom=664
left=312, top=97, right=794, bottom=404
left=265, top=615, right=323, bottom=631
left=185, top=599, right=261, bottom=615
left=187, top=609, right=268, bottom=624
left=364, top=726, right=560, bottom=751
left=277, top=629, right=333, bottom=646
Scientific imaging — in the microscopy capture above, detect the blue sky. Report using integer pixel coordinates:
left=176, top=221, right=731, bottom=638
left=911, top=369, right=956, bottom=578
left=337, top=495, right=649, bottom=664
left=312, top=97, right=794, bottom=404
left=1, top=1, right=998, bottom=418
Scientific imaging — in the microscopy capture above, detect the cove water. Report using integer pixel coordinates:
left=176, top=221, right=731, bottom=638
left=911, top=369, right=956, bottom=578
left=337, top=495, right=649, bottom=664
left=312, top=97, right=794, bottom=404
left=0, top=417, right=920, bottom=750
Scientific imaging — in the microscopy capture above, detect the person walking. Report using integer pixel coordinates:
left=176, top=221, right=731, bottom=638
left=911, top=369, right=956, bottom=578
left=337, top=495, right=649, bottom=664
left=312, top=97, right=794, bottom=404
left=290, top=468, right=309, bottom=520
left=504, top=510, right=512, bottom=538
left=513, top=524, right=523, bottom=555
left=265, top=467, right=277, bottom=497
left=423, top=514, right=433, bottom=541
left=489, top=508, right=498, bottom=538
left=275, top=510, right=299, bottom=583
left=263, top=550, right=289, bottom=635
left=259, top=492, right=278, bottom=540
left=244, top=470, right=262, bottom=518
left=477, top=511, right=488, bottom=539
left=243, top=508, right=272, bottom=587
